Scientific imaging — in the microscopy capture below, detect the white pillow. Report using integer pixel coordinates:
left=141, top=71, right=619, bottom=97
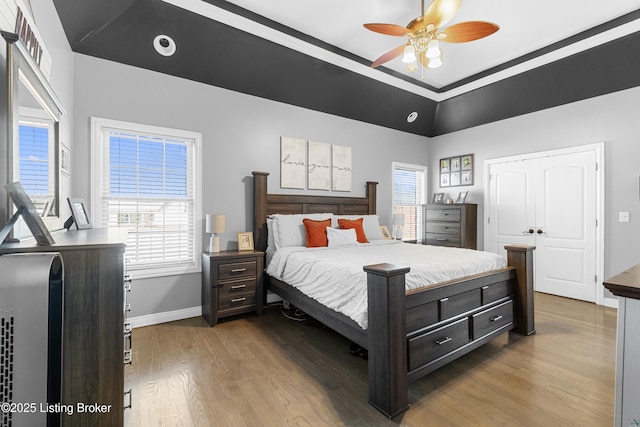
left=327, top=227, right=357, bottom=247
left=266, top=217, right=276, bottom=253
left=272, top=213, right=334, bottom=249
left=333, top=215, right=383, bottom=240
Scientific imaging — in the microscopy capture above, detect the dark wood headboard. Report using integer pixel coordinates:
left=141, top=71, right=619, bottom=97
left=252, top=171, right=378, bottom=252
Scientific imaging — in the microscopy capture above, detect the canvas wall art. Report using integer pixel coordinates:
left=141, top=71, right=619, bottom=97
left=332, top=144, right=352, bottom=192
left=280, top=136, right=306, bottom=189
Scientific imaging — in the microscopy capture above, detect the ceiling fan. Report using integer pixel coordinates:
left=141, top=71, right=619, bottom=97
left=364, top=0, right=499, bottom=74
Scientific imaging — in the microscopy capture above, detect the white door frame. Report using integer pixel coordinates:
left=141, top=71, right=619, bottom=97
left=484, top=142, right=606, bottom=306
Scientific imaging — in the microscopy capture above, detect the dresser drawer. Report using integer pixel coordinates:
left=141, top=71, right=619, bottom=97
left=218, top=290, right=257, bottom=310
left=408, top=317, right=469, bottom=371
left=426, top=222, right=461, bottom=234
left=426, top=209, right=461, bottom=221
left=472, top=299, right=514, bottom=339
left=218, top=260, right=257, bottom=280
left=425, top=233, right=461, bottom=247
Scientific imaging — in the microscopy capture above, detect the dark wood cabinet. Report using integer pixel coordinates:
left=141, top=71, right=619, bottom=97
left=1, top=228, right=127, bottom=426
left=202, top=250, right=264, bottom=326
left=424, top=203, right=477, bottom=249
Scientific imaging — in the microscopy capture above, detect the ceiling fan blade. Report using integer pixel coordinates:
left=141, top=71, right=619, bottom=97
left=370, top=45, right=406, bottom=68
left=422, top=0, right=462, bottom=30
left=437, top=21, right=499, bottom=43
left=363, top=23, right=410, bottom=36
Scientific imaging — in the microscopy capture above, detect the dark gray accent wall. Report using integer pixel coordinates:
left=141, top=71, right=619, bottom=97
left=432, top=31, right=640, bottom=135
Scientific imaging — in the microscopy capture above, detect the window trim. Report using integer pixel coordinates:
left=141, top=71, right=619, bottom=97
left=91, top=117, right=203, bottom=279
left=391, top=161, right=427, bottom=242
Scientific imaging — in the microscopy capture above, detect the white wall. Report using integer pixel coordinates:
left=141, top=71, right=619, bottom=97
left=72, top=53, right=430, bottom=318
left=429, top=86, right=640, bottom=300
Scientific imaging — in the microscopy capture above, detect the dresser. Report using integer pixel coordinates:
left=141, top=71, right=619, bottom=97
left=424, top=203, right=477, bottom=249
left=202, top=250, right=264, bottom=326
left=0, top=228, right=128, bottom=426
left=603, top=266, right=640, bottom=427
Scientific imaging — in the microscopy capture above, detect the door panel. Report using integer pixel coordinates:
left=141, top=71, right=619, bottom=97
left=535, top=152, right=596, bottom=301
left=488, top=164, right=535, bottom=257
left=487, top=151, right=597, bottom=302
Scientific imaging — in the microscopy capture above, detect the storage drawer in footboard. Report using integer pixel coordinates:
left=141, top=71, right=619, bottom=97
left=472, top=299, right=514, bottom=340
left=408, top=317, right=470, bottom=371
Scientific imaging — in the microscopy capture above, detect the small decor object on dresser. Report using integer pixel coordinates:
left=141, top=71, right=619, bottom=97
left=238, top=232, right=254, bottom=250
left=456, top=191, right=469, bottom=204
left=432, top=192, right=444, bottom=203
left=67, top=197, right=93, bottom=229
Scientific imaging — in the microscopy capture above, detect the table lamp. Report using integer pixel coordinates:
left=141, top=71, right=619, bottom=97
left=392, top=214, right=405, bottom=240
left=206, top=214, right=225, bottom=252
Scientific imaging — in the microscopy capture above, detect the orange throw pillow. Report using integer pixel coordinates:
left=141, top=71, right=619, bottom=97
left=337, top=218, right=368, bottom=243
left=302, top=218, right=331, bottom=247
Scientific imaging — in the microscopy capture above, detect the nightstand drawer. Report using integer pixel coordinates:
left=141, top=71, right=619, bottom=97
left=218, top=291, right=257, bottom=310
left=427, top=209, right=461, bottom=221
left=218, top=261, right=257, bottom=280
left=218, top=279, right=257, bottom=296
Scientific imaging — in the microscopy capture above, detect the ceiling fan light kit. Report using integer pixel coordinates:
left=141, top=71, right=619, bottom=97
left=364, top=0, right=499, bottom=75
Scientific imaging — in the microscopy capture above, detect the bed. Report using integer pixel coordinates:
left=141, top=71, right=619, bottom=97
left=253, top=171, right=535, bottom=418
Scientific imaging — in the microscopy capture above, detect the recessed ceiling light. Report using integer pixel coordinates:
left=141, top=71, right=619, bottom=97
left=153, top=35, right=176, bottom=56
left=407, top=112, right=418, bottom=123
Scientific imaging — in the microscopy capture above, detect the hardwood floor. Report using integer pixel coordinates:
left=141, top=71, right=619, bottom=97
left=124, top=293, right=616, bottom=426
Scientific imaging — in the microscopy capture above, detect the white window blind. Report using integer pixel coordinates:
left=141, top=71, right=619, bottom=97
left=392, top=162, right=427, bottom=242
left=92, top=118, right=202, bottom=278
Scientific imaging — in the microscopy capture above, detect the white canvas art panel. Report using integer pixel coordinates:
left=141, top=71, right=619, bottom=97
left=280, top=136, right=306, bottom=189
left=332, top=144, right=352, bottom=192
left=308, top=141, right=331, bottom=190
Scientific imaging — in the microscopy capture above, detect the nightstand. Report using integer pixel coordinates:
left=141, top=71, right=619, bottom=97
left=201, top=250, right=264, bottom=326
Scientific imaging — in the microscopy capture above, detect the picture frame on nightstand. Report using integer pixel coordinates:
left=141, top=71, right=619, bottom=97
left=238, top=232, right=254, bottom=250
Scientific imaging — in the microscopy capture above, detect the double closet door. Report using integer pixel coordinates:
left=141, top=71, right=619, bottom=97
left=487, top=150, right=598, bottom=302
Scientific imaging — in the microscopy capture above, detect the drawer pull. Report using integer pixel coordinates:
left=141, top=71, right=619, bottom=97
left=436, top=336, right=452, bottom=346
left=231, top=284, right=247, bottom=290
left=436, top=238, right=448, bottom=241
left=124, top=389, right=132, bottom=410
left=231, top=268, right=247, bottom=273
left=124, top=332, right=133, bottom=364
left=490, top=315, right=503, bottom=322
left=231, top=297, right=247, bottom=303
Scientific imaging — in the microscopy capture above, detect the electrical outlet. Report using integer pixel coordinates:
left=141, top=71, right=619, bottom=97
left=619, top=212, right=630, bottom=223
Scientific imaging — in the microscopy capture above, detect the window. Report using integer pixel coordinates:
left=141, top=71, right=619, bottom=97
left=392, top=162, right=427, bottom=242
left=91, top=117, right=202, bottom=278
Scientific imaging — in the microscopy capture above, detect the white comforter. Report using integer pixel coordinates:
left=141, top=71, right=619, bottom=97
left=267, top=240, right=507, bottom=329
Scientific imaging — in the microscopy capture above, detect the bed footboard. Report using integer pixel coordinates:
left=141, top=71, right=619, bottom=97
left=364, top=245, right=535, bottom=418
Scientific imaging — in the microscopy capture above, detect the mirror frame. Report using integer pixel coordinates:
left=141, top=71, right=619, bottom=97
left=3, top=31, right=65, bottom=226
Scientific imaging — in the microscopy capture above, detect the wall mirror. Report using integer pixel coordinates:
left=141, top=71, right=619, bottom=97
left=3, top=31, right=65, bottom=238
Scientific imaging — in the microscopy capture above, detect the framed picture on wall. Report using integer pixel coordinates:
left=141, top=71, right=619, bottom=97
left=440, top=154, right=473, bottom=187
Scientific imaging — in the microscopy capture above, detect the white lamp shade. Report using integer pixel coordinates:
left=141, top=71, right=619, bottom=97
left=206, top=214, right=226, bottom=234
left=392, top=214, right=405, bottom=226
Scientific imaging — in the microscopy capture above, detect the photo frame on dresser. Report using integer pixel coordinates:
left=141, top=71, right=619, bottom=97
left=440, top=154, right=473, bottom=187
left=67, top=198, right=93, bottom=229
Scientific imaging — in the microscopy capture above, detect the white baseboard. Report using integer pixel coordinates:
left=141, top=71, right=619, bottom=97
left=129, top=306, right=201, bottom=329
left=603, top=297, right=619, bottom=309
